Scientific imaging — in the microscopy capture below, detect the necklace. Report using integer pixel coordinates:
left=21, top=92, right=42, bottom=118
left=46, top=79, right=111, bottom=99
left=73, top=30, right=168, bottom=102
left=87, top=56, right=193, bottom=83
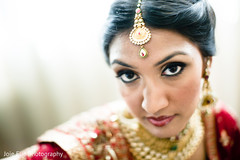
left=118, top=110, right=204, bottom=160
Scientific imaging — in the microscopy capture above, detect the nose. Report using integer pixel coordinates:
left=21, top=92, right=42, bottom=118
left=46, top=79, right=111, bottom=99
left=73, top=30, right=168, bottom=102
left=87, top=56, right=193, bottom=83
left=142, top=81, right=169, bottom=115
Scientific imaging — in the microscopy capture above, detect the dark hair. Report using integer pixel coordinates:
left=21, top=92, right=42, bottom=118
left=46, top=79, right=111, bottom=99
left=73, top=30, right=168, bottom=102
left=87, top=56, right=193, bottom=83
left=102, top=0, right=216, bottom=64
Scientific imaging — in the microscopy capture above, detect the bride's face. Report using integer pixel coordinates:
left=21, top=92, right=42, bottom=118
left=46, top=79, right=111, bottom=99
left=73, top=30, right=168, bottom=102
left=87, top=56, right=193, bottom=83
left=109, top=29, right=204, bottom=138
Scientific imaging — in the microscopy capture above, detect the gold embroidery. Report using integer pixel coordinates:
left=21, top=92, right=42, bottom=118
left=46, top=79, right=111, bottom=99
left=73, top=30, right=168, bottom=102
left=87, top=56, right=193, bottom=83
left=37, top=102, right=131, bottom=160
left=220, top=129, right=230, bottom=147
left=61, top=114, right=130, bottom=160
left=68, top=145, right=90, bottom=160
left=203, top=109, right=220, bottom=160
left=105, top=145, right=118, bottom=160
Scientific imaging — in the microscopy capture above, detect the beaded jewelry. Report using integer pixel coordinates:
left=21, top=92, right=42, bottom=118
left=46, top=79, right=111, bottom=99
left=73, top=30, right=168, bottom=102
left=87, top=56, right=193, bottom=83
left=118, top=109, right=204, bottom=160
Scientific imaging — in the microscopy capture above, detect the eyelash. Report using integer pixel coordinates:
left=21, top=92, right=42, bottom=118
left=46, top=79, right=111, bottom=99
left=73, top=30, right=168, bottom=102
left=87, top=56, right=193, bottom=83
left=116, top=70, right=139, bottom=83
left=116, top=62, right=187, bottom=83
left=161, top=62, right=186, bottom=77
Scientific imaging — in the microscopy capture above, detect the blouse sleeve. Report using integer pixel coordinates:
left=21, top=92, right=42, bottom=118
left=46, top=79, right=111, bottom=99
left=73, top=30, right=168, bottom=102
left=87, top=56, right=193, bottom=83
left=20, top=143, right=70, bottom=160
left=214, top=105, right=240, bottom=159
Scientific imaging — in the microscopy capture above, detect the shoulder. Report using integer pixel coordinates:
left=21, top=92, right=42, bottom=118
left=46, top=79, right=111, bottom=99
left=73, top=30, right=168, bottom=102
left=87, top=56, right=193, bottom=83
left=33, top=100, right=131, bottom=160
left=214, top=101, right=240, bottom=136
left=213, top=101, right=240, bottom=159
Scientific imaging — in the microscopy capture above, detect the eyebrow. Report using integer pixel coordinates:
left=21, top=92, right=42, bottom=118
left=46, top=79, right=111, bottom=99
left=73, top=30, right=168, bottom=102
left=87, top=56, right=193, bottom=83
left=154, top=52, right=187, bottom=67
left=111, top=51, right=187, bottom=68
left=111, top=60, right=135, bottom=68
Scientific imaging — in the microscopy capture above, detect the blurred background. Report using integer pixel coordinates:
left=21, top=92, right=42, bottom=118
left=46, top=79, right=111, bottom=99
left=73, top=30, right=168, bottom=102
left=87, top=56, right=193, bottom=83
left=0, top=0, right=239, bottom=158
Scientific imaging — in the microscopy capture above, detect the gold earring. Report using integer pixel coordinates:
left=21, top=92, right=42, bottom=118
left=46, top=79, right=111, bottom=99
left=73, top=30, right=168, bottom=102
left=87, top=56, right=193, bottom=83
left=199, top=57, right=217, bottom=114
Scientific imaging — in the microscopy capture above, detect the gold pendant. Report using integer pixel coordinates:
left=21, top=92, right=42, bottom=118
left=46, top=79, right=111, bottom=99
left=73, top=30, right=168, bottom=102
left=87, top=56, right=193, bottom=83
left=139, top=46, right=148, bottom=58
left=129, top=0, right=151, bottom=58
left=129, top=26, right=151, bottom=46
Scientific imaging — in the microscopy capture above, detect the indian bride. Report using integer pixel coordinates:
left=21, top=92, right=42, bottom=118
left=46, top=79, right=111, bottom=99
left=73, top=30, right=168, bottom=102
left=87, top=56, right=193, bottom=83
left=10, top=0, right=240, bottom=159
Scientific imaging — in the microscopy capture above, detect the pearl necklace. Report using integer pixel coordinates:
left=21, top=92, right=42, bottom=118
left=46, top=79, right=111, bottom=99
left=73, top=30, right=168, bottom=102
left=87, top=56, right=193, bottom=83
left=118, top=110, right=204, bottom=160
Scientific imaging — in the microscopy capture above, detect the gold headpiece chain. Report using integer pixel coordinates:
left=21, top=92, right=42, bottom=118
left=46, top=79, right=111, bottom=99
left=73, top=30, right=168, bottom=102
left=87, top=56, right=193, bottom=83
left=129, top=0, right=151, bottom=58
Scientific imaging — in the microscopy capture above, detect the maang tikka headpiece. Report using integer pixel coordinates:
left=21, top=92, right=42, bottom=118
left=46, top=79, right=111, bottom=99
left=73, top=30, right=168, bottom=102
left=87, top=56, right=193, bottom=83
left=129, top=0, right=151, bottom=58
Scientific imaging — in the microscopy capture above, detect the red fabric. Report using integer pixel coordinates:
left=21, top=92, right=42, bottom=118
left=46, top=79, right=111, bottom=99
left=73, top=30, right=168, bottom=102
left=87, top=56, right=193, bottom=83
left=24, top=102, right=240, bottom=160
left=215, top=105, right=240, bottom=160
left=27, top=143, right=70, bottom=160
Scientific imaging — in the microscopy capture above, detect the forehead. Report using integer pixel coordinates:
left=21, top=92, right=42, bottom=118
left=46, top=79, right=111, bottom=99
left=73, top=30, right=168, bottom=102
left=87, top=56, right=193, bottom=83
left=109, top=29, right=201, bottom=64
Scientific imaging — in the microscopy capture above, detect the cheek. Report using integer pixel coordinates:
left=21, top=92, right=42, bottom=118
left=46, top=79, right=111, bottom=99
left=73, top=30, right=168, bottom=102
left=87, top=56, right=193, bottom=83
left=118, top=83, right=143, bottom=116
left=172, top=74, right=202, bottom=109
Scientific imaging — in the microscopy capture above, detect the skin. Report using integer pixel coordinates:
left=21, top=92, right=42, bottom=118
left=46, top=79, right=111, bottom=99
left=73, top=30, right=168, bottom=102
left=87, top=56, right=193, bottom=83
left=109, top=29, right=209, bottom=139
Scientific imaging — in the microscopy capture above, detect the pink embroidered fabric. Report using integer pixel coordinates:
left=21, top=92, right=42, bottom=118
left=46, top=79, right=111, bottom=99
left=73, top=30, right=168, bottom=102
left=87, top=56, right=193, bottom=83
left=27, top=143, right=70, bottom=160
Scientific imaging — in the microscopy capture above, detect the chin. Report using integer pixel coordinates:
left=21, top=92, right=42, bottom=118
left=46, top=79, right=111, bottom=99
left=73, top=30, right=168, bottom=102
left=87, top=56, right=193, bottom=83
left=142, top=119, right=184, bottom=138
left=149, top=127, right=180, bottom=138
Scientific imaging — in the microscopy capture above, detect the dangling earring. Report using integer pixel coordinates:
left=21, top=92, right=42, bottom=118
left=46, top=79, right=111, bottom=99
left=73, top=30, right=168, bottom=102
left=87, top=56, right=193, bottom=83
left=199, top=57, right=217, bottom=114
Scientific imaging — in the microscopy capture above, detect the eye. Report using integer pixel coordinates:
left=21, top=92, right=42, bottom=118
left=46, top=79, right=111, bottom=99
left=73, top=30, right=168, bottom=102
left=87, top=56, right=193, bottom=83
left=116, top=70, right=139, bottom=83
left=162, top=62, right=186, bottom=77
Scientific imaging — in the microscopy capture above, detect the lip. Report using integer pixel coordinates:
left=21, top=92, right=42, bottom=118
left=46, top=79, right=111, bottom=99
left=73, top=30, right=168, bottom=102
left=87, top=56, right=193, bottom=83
left=147, top=115, right=175, bottom=127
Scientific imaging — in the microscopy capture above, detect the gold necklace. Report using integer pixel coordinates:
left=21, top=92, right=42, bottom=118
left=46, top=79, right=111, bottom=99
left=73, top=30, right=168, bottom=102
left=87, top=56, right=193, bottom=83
left=118, top=110, right=204, bottom=160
